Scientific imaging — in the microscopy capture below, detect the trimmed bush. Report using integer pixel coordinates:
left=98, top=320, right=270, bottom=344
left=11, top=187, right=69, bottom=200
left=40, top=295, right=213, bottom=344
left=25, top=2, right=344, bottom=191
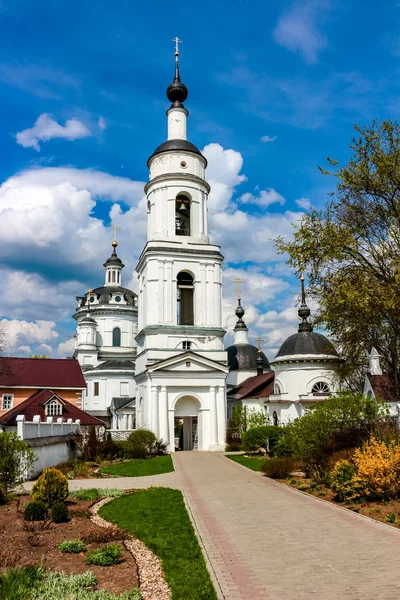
left=86, top=543, right=122, bottom=566
left=353, top=435, right=400, bottom=500
left=126, top=429, right=156, bottom=459
left=242, top=425, right=283, bottom=454
left=31, top=467, right=69, bottom=507
left=24, top=500, right=48, bottom=521
left=58, top=539, right=87, bottom=553
left=330, top=459, right=362, bottom=503
left=261, top=457, right=296, bottom=479
left=0, top=432, right=36, bottom=493
left=51, top=501, right=69, bottom=523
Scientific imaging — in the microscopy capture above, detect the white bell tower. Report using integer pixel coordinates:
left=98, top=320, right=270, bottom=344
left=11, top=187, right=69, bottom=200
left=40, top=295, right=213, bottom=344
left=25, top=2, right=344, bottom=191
left=134, top=40, right=228, bottom=451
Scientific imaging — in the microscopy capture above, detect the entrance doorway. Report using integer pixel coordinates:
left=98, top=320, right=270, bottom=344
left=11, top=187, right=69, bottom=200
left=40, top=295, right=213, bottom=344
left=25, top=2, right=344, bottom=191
left=174, top=395, right=200, bottom=451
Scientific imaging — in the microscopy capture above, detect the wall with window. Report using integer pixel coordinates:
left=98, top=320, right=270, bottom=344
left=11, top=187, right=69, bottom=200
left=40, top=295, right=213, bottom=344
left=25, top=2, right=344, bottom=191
left=0, top=388, right=84, bottom=417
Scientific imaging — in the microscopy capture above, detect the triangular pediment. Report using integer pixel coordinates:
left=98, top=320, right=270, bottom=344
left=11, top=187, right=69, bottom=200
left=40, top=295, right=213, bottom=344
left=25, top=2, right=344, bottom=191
left=147, top=351, right=229, bottom=374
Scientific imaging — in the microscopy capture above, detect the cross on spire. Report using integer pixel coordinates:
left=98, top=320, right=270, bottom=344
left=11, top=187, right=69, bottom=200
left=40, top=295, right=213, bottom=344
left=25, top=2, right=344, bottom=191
left=172, top=36, right=182, bottom=56
left=233, top=277, right=244, bottom=300
left=256, top=336, right=264, bottom=353
left=86, top=289, right=93, bottom=309
left=112, top=225, right=120, bottom=247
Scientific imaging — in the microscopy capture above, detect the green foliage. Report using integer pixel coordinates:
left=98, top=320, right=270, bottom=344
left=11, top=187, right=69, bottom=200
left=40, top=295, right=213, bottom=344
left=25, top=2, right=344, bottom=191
left=126, top=429, right=156, bottom=459
left=386, top=513, right=397, bottom=523
left=31, top=467, right=69, bottom=507
left=51, top=501, right=69, bottom=523
left=275, top=120, right=400, bottom=393
left=100, top=488, right=217, bottom=600
left=242, top=425, right=283, bottom=453
left=280, top=392, right=388, bottom=472
left=0, top=567, right=141, bottom=600
left=100, top=455, right=174, bottom=477
left=99, top=433, right=124, bottom=460
left=226, top=454, right=265, bottom=471
left=330, top=460, right=361, bottom=503
left=0, top=486, right=9, bottom=505
left=86, top=544, right=122, bottom=566
left=261, top=457, right=296, bottom=479
left=0, top=432, right=36, bottom=493
left=84, top=426, right=98, bottom=461
left=69, top=488, right=124, bottom=501
left=24, top=500, right=48, bottom=521
left=230, top=406, right=269, bottom=436
left=58, top=539, right=87, bottom=553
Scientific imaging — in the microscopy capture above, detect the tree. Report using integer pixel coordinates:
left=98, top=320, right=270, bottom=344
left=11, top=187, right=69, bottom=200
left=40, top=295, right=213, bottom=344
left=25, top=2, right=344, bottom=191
left=0, top=432, right=36, bottom=493
left=276, top=120, right=400, bottom=393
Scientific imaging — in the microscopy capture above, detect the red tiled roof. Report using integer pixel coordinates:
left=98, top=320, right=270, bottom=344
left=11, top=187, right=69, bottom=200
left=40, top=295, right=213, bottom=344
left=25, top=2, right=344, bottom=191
left=368, top=373, right=398, bottom=404
left=0, top=389, right=104, bottom=427
left=0, top=357, right=86, bottom=389
left=228, top=371, right=275, bottom=401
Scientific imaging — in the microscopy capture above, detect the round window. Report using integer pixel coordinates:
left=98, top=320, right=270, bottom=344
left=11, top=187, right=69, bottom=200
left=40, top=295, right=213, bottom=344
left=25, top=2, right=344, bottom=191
left=90, top=296, right=95, bottom=303
left=115, top=295, right=122, bottom=303
left=180, top=160, right=187, bottom=168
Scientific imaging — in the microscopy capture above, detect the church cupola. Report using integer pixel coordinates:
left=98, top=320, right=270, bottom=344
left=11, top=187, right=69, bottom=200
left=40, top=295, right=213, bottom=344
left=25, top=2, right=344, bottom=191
left=232, top=278, right=249, bottom=346
left=104, top=228, right=124, bottom=287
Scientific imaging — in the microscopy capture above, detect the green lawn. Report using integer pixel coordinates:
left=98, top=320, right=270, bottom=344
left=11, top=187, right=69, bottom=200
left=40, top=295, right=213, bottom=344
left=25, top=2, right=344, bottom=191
left=99, top=455, right=174, bottom=477
left=226, top=454, right=265, bottom=471
left=99, top=488, right=217, bottom=600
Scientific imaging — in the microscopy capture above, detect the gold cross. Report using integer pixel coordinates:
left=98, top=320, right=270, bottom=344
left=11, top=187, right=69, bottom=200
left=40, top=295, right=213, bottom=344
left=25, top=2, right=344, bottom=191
left=172, top=36, right=182, bottom=55
left=112, top=225, right=120, bottom=244
left=86, top=288, right=93, bottom=297
left=233, top=277, right=244, bottom=300
left=256, top=336, right=264, bottom=353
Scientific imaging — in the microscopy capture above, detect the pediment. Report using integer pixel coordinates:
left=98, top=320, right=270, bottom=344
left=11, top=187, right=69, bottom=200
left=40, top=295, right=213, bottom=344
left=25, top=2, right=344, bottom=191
left=148, top=351, right=228, bottom=374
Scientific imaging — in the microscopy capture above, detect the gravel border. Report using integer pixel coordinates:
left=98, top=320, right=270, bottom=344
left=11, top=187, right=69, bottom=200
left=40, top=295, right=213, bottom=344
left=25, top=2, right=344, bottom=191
left=90, top=496, right=171, bottom=600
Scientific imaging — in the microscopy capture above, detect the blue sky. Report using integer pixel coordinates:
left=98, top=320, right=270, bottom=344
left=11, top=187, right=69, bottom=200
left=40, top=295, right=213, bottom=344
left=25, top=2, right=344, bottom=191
left=0, top=0, right=399, bottom=359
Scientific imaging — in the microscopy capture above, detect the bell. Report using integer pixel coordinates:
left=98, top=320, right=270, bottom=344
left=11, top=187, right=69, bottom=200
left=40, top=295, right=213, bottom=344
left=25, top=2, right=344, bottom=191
left=179, top=202, right=187, bottom=211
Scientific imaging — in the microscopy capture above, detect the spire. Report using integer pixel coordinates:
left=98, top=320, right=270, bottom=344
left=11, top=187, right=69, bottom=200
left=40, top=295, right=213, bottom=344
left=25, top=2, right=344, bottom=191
left=368, top=347, right=382, bottom=376
left=103, top=228, right=124, bottom=286
left=298, top=273, right=312, bottom=333
left=166, top=37, right=188, bottom=107
left=256, top=336, right=264, bottom=376
left=232, top=278, right=249, bottom=345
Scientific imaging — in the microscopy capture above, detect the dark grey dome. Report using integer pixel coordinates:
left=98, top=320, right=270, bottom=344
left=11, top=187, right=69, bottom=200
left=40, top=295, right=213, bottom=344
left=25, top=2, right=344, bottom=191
left=147, top=139, right=206, bottom=167
left=275, top=331, right=338, bottom=359
left=91, top=286, right=136, bottom=306
left=79, top=316, right=97, bottom=324
left=227, top=344, right=270, bottom=372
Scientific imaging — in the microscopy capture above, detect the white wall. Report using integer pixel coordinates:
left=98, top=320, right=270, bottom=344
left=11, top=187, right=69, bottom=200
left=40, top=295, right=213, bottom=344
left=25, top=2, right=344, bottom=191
left=29, top=439, right=77, bottom=478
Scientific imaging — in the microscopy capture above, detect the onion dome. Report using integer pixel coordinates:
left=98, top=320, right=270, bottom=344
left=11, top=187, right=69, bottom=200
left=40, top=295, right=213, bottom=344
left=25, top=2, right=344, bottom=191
left=90, top=286, right=136, bottom=306
left=226, top=297, right=270, bottom=371
left=166, top=45, right=188, bottom=107
left=275, top=275, right=339, bottom=360
left=234, top=298, right=247, bottom=330
left=103, top=241, right=124, bottom=268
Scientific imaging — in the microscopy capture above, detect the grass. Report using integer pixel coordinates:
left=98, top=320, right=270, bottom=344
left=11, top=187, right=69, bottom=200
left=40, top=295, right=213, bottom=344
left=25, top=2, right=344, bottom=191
left=58, top=539, right=87, bottom=553
left=69, top=488, right=124, bottom=501
left=99, top=488, right=216, bottom=600
left=226, top=454, right=265, bottom=472
left=86, top=544, right=122, bottom=566
left=0, top=567, right=140, bottom=599
left=99, top=455, right=174, bottom=477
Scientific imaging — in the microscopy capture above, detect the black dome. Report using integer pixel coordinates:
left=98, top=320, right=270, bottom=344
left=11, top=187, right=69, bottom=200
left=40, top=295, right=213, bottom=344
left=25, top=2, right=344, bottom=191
left=167, top=79, right=188, bottom=104
left=275, top=331, right=338, bottom=359
left=227, top=344, right=270, bottom=372
left=147, top=139, right=206, bottom=166
left=91, top=286, right=136, bottom=306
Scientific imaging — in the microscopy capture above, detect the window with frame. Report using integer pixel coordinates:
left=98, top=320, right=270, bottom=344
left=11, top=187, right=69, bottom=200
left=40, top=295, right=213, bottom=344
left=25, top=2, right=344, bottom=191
left=182, top=341, right=191, bottom=350
left=2, top=394, right=13, bottom=410
left=274, top=382, right=281, bottom=394
left=273, top=411, right=279, bottom=426
left=94, top=382, right=99, bottom=396
left=113, top=327, right=121, bottom=347
left=45, top=399, right=62, bottom=416
left=311, top=381, right=330, bottom=394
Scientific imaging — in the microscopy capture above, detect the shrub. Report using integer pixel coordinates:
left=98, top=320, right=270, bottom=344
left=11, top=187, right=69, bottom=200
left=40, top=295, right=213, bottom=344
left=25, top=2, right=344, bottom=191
left=69, top=488, right=123, bottom=501
left=31, top=467, right=69, bottom=507
left=330, top=459, right=363, bottom=503
left=84, top=426, right=98, bottom=461
left=225, top=441, right=242, bottom=452
left=261, top=457, right=296, bottom=479
left=353, top=435, right=400, bottom=500
left=51, top=501, right=69, bottom=523
left=58, top=539, right=87, bottom=553
left=0, top=432, right=36, bottom=493
left=0, top=486, right=9, bottom=505
left=152, top=438, right=168, bottom=456
left=242, top=425, right=283, bottom=453
left=226, top=425, right=242, bottom=451
left=0, top=565, right=43, bottom=600
left=99, top=432, right=125, bottom=460
left=86, top=543, right=122, bottom=566
left=126, top=429, right=156, bottom=458
left=24, top=501, right=48, bottom=521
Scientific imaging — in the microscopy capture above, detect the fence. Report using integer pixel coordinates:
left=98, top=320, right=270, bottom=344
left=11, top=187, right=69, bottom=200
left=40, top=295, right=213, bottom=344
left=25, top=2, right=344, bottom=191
left=16, top=415, right=81, bottom=440
left=108, top=429, right=132, bottom=441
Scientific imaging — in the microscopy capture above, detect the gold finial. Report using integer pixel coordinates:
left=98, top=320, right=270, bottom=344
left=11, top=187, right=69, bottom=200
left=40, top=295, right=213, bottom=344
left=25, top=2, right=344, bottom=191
left=86, top=289, right=93, bottom=307
left=233, top=277, right=244, bottom=300
left=172, top=36, right=182, bottom=56
left=256, top=336, right=264, bottom=353
left=112, top=225, right=120, bottom=248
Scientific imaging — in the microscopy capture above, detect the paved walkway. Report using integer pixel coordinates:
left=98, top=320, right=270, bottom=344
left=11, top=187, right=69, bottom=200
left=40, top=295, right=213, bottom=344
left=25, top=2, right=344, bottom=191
left=23, top=453, right=400, bottom=599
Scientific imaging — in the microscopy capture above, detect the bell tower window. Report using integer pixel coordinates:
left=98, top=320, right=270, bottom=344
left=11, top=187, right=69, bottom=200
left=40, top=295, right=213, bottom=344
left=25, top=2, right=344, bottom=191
left=177, top=271, right=194, bottom=325
left=113, top=327, right=121, bottom=347
left=175, top=194, right=191, bottom=236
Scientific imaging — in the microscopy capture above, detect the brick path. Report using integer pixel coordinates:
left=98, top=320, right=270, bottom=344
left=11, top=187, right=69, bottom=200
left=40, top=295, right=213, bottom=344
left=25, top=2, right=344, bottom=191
left=23, top=453, right=400, bottom=599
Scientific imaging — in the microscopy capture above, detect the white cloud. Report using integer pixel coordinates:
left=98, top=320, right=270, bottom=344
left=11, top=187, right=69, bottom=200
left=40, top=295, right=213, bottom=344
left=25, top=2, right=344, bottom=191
left=260, top=135, right=277, bottom=143
left=203, top=143, right=247, bottom=213
left=57, top=338, right=75, bottom=357
left=98, top=116, right=107, bottom=130
left=296, top=197, right=313, bottom=210
left=239, top=189, right=285, bottom=208
left=273, top=1, right=331, bottom=64
left=1, top=318, right=58, bottom=354
left=16, top=113, right=91, bottom=151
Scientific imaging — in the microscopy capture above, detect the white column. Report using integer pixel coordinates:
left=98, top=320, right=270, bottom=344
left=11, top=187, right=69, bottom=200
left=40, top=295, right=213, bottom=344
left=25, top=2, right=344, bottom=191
left=209, top=386, right=217, bottom=447
left=16, top=415, right=25, bottom=440
left=124, top=414, right=128, bottom=430
left=127, top=414, right=133, bottom=430
left=159, top=386, right=168, bottom=442
left=168, top=408, right=175, bottom=452
left=167, top=107, right=187, bottom=140
left=166, top=261, right=173, bottom=324
left=158, top=260, right=164, bottom=323
left=151, top=386, right=159, bottom=437
left=200, top=409, right=210, bottom=451
left=217, top=386, right=227, bottom=448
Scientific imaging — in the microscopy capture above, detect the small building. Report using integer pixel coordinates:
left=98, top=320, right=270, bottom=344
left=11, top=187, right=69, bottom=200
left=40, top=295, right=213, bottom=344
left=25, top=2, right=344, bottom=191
left=0, top=357, right=87, bottom=417
left=364, top=348, right=400, bottom=417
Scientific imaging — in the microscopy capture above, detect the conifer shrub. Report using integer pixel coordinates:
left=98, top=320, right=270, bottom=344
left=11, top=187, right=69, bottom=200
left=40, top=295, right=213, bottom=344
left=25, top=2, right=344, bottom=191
left=24, top=500, right=48, bottom=521
left=51, top=501, right=69, bottom=523
left=261, top=457, right=297, bottom=479
left=31, top=467, right=69, bottom=507
left=330, top=459, right=363, bottom=503
left=126, top=429, right=156, bottom=458
left=58, top=539, right=87, bottom=554
left=84, top=426, right=98, bottom=461
left=86, top=544, right=122, bottom=566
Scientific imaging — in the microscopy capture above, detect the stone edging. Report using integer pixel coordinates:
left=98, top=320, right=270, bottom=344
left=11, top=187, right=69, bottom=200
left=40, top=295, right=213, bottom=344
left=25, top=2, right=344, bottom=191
left=90, top=496, right=171, bottom=600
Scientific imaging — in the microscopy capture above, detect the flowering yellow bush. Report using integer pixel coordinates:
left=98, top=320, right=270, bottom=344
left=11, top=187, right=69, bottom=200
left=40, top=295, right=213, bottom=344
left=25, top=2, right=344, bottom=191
left=352, top=436, right=400, bottom=500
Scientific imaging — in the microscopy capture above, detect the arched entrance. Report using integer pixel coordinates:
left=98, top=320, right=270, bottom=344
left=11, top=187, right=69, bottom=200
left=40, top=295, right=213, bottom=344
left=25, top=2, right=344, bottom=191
left=174, top=395, right=200, bottom=451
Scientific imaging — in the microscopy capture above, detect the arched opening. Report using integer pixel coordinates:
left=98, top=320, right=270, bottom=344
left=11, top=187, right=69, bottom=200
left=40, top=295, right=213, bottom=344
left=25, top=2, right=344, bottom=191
left=274, top=382, right=281, bottom=394
left=311, top=381, right=330, bottom=395
left=175, top=194, right=191, bottom=236
left=112, top=327, right=121, bottom=347
left=108, top=271, right=111, bottom=283
left=177, top=271, right=194, bottom=325
left=174, top=396, right=200, bottom=451
left=112, top=271, right=116, bottom=283
left=273, top=411, right=279, bottom=426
